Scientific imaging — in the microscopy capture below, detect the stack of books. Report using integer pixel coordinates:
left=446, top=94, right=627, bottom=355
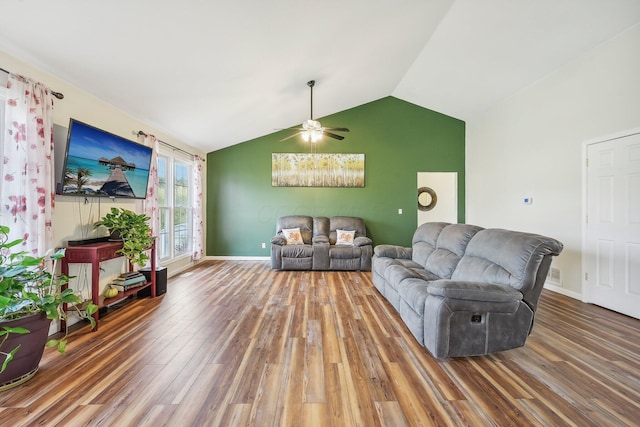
left=111, top=271, right=147, bottom=292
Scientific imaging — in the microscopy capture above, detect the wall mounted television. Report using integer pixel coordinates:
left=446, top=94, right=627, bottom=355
left=57, top=119, right=153, bottom=199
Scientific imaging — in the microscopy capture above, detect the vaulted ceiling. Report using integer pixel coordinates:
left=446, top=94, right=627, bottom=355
left=1, top=1, right=639, bottom=152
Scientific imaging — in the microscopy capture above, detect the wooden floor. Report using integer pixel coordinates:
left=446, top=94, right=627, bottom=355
left=0, top=260, right=639, bottom=426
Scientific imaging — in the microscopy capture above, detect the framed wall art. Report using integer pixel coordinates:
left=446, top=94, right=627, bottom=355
left=272, top=153, right=365, bottom=187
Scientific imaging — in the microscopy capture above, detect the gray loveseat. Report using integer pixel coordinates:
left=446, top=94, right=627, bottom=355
left=372, top=222, right=563, bottom=358
left=271, top=215, right=373, bottom=271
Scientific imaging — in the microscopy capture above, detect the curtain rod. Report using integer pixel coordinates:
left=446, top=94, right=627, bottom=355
left=0, top=67, right=64, bottom=100
left=135, top=130, right=204, bottom=162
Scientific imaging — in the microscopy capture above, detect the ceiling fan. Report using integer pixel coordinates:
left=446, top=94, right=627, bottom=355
left=280, top=80, right=350, bottom=143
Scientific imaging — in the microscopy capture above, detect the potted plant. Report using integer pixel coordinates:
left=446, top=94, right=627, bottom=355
left=94, top=207, right=153, bottom=267
left=0, top=225, right=98, bottom=390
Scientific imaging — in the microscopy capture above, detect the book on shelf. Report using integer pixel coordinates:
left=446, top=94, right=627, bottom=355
left=112, top=275, right=146, bottom=286
left=119, top=271, right=144, bottom=279
left=111, top=281, right=147, bottom=292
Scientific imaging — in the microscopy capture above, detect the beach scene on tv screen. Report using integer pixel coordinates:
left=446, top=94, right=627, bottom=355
left=62, top=121, right=152, bottom=198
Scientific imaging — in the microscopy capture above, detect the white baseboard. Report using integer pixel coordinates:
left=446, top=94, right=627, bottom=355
left=205, top=256, right=270, bottom=261
left=544, top=282, right=582, bottom=300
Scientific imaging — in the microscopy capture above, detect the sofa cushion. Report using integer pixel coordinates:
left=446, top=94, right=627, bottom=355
left=329, top=245, right=361, bottom=259
left=408, top=267, right=443, bottom=282
left=383, top=264, right=422, bottom=291
left=281, top=244, right=314, bottom=258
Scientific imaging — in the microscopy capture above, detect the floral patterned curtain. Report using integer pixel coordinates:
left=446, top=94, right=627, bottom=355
left=142, top=133, right=159, bottom=266
left=192, top=155, right=203, bottom=260
left=1, top=74, right=55, bottom=255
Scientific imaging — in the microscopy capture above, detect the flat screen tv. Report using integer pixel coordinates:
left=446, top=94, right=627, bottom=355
left=58, top=119, right=153, bottom=199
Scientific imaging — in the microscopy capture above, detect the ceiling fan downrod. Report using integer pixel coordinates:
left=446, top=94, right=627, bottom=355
left=307, top=80, right=315, bottom=120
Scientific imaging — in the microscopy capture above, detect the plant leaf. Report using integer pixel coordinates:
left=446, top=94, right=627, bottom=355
left=85, top=303, right=98, bottom=316
left=1, top=346, right=21, bottom=372
left=2, top=326, right=30, bottom=335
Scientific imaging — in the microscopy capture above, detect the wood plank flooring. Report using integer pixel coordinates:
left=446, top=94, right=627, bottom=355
left=0, top=260, right=638, bottom=426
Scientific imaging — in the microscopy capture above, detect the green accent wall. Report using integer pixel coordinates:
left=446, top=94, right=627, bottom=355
left=206, top=96, right=465, bottom=256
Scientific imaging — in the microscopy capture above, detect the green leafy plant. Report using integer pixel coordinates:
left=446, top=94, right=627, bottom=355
left=0, top=225, right=98, bottom=372
left=94, top=207, right=153, bottom=267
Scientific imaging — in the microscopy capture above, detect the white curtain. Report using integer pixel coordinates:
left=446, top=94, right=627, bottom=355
left=192, top=155, right=203, bottom=260
left=142, top=134, right=160, bottom=266
left=1, top=74, right=55, bottom=255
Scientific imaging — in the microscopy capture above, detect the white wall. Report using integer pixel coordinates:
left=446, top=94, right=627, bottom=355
left=1, top=49, right=207, bottom=305
left=466, top=24, right=640, bottom=298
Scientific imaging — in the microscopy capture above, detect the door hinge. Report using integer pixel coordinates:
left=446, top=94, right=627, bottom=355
left=586, top=157, right=589, bottom=167
left=585, top=272, right=589, bottom=280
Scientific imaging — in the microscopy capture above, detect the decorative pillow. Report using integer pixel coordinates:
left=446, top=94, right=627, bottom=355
left=282, top=228, right=304, bottom=245
left=336, top=229, right=355, bottom=246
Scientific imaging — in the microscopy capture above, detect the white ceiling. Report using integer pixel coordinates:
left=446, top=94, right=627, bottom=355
left=1, top=0, right=639, bottom=152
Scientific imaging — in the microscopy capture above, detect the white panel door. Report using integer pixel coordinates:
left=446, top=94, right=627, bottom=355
left=417, top=172, right=457, bottom=226
left=584, top=132, right=640, bottom=319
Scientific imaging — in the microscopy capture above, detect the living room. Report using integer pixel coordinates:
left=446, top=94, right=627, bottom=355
left=1, top=1, right=639, bottom=425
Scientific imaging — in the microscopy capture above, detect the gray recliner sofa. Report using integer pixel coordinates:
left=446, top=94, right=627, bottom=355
left=372, top=222, right=563, bottom=358
left=271, top=215, right=373, bottom=271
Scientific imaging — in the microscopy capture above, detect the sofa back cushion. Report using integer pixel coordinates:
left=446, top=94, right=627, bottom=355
left=411, top=222, right=448, bottom=267
left=314, top=217, right=330, bottom=238
left=328, top=216, right=366, bottom=245
left=451, top=229, right=564, bottom=296
left=276, top=215, right=314, bottom=244
left=424, top=224, right=484, bottom=279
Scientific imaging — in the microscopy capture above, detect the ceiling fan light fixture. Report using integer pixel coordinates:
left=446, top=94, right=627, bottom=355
left=302, top=119, right=324, bottom=143
left=302, top=119, right=321, bottom=130
left=301, top=127, right=323, bottom=143
left=280, top=80, right=349, bottom=143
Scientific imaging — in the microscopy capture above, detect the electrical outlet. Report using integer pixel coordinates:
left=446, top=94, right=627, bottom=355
left=398, top=208, right=403, bottom=214
left=523, top=196, right=533, bottom=205
left=261, top=242, right=266, bottom=249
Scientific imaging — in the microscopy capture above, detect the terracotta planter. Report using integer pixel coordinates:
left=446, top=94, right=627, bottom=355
left=0, top=313, right=52, bottom=391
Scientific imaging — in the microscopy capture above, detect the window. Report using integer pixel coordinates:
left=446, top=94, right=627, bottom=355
left=157, top=150, right=193, bottom=261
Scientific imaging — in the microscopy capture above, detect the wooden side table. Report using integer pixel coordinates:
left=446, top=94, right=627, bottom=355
left=61, top=240, right=156, bottom=331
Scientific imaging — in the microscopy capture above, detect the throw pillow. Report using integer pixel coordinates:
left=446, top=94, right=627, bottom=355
left=282, top=228, right=304, bottom=245
left=336, top=229, right=355, bottom=246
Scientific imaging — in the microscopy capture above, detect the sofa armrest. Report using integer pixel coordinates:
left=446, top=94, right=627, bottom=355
left=374, top=244, right=412, bottom=259
left=427, top=280, right=523, bottom=303
left=354, top=236, right=372, bottom=247
left=271, top=235, right=286, bottom=246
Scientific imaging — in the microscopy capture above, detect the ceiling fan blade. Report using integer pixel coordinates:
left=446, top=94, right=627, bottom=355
left=323, top=131, right=345, bottom=141
left=324, top=127, right=350, bottom=132
left=280, top=132, right=302, bottom=142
